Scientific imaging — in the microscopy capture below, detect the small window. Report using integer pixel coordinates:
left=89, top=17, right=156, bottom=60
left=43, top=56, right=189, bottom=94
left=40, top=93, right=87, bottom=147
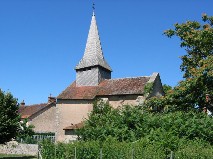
left=65, top=129, right=76, bottom=135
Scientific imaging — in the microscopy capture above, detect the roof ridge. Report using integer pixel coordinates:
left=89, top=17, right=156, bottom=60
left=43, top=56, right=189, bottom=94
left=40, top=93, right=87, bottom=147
left=104, top=76, right=150, bottom=81
left=25, top=103, right=47, bottom=107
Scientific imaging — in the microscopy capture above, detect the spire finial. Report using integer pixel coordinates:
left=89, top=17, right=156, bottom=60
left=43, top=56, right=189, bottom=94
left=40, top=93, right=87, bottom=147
left=92, top=2, right=95, bottom=16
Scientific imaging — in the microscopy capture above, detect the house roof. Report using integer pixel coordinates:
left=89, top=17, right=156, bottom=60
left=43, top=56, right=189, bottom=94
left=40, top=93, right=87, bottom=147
left=57, top=75, right=152, bottom=100
left=75, top=11, right=112, bottom=71
left=18, top=96, right=57, bottom=119
left=19, top=103, right=47, bottom=119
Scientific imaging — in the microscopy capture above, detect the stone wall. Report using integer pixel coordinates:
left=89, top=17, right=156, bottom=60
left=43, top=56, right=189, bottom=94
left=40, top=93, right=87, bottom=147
left=29, top=103, right=56, bottom=133
left=149, top=73, right=164, bottom=97
left=55, top=95, right=146, bottom=142
left=107, top=95, right=142, bottom=108
left=56, top=99, right=93, bottom=142
left=0, top=142, right=38, bottom=156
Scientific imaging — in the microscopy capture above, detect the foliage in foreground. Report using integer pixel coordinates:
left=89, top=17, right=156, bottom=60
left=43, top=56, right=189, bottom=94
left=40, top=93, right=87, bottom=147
left=17, top=119, right=35, bottom=144
left=0, top=89, right=20, bottom=144
left=40, top=138, right=213, bottom=159
left=78, top=102, right=213, bottom=145
left=41, top=102, right=213, bottom=158
left=0, top=89, right=35, bottom=144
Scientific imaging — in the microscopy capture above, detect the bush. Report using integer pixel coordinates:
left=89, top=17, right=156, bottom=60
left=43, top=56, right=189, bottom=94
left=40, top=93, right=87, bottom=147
left=78, top=102, right=213, bottom=145
left=40, top=137, right=213, bottom=159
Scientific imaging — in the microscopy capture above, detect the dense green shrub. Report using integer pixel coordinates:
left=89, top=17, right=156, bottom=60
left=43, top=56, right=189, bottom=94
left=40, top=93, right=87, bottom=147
left=175, top=140, right=213, bottom=158
left=78, top=102, right=213, bottom=145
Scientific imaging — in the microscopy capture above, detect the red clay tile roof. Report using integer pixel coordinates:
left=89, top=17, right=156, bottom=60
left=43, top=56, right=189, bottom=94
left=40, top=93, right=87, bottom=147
left=57, top=76, right=150, bottom=100
left=63, top=122, right=84, bottom=130
left=19, top=103, right=47, bottom=119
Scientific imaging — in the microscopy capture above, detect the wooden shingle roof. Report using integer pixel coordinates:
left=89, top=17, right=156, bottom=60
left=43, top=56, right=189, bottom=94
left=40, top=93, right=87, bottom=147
left=75, top=11, right=112, bottom=71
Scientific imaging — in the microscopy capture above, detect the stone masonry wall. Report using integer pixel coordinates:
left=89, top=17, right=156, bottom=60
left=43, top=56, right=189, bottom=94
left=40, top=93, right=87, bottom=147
left=56, top=100, right=93, bottom=142
left=107, top=95, right=142, bottom=108
left=150, top=73, right=164, bottom=97
left=29, top=104, right=56, bottom=133
left=0, top=142, right=38, bottom=156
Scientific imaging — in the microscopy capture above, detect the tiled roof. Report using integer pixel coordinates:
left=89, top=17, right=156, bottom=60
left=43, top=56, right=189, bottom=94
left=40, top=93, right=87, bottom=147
left=63, top=122, right=84, bottom=130
left=57, top=76, right=150, bottom=100
left=19, top=103, right=47, bottom=119
left=75, top=11, right=112, bottom=71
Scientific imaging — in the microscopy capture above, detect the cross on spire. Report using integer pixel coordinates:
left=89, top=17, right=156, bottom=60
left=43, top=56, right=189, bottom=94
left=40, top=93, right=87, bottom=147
left=92, top=2, right=95, bottom=11
left=92, top=2, right=95, bottom=16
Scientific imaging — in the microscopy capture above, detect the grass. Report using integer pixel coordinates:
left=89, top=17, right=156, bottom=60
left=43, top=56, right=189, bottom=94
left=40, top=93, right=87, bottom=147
left=0, top=154, right=37, bottom=159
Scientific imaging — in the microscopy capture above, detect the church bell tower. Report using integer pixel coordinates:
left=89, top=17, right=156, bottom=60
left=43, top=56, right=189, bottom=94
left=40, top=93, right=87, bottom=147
left=75, top=8, right=112, bottom=86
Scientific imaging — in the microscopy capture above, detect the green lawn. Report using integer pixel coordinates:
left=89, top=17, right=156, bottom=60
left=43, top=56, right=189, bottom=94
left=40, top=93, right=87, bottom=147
left=0, top=154, right=37, bottom=159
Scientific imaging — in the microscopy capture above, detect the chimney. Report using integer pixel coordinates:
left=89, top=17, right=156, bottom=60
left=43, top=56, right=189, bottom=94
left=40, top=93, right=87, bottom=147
left=20, top=100, right=25, bottom=106
left=48, top=94, right=56, bottom=103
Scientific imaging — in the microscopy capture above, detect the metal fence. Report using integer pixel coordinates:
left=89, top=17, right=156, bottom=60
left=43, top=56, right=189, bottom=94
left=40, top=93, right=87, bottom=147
left=32, top=134, right=55, bottom=143
left=38, top=146, right=175, bottom=159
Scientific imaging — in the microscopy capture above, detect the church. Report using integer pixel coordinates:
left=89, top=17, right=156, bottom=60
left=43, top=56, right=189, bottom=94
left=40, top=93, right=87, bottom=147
left=55, top=10, right=164, bottom=142
left=19, top=9, right=164, bottom=142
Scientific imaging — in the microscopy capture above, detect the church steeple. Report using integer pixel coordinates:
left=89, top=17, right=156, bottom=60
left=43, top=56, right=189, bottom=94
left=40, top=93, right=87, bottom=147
left=75, top=6, right=112, bottom=86
left=75, top=9, right=111, bottom=71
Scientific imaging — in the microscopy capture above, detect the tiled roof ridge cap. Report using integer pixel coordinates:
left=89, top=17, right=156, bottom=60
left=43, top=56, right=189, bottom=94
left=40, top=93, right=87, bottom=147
left=104, top=76, right=151, bottom=81
left=25, top=103, right=48, bottom=107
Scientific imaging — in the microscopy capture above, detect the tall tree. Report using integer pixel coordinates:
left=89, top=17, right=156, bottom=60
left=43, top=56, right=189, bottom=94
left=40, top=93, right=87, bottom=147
left=0, top=89, right=20, bottom=143
left=162, top=14, right=213, bottom=111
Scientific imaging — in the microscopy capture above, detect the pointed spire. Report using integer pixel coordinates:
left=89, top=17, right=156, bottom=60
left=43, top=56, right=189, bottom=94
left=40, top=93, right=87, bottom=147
left=75, top=7, right=112, bottom=71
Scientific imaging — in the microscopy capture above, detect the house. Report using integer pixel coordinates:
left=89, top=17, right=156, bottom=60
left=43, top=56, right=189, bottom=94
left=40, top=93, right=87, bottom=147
left=18, top=96, right=56, bottom=134
left=55, top=10, right=164, bottom=142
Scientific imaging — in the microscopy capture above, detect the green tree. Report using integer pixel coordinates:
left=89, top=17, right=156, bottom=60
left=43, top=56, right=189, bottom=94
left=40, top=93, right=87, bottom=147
left=162, top=84, right=173, bottom=95
left=0, top=89, right=20, bottom=143
left=17, top=119, right=35, bottom=143
left=77, top=100, right=121, bottom=141
left=163, top=14, right=213, bottom=111
left=145, top=14, right=213, bottom=112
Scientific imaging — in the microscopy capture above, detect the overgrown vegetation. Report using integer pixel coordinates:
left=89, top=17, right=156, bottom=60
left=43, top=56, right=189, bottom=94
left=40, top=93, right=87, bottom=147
left=78, top=102, right=213, bottom=145
left=41, top=137, right=213, bottom=159
left=40, top=101, right=213, bottom=158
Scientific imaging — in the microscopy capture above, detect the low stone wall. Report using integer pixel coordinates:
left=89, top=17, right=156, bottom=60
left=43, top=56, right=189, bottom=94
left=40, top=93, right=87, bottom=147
left=0, top=142, right=38, bottom=156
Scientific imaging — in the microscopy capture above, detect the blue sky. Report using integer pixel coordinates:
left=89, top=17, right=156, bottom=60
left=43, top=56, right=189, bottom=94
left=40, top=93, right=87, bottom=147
left=0, top=0, right=212, bottom=105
